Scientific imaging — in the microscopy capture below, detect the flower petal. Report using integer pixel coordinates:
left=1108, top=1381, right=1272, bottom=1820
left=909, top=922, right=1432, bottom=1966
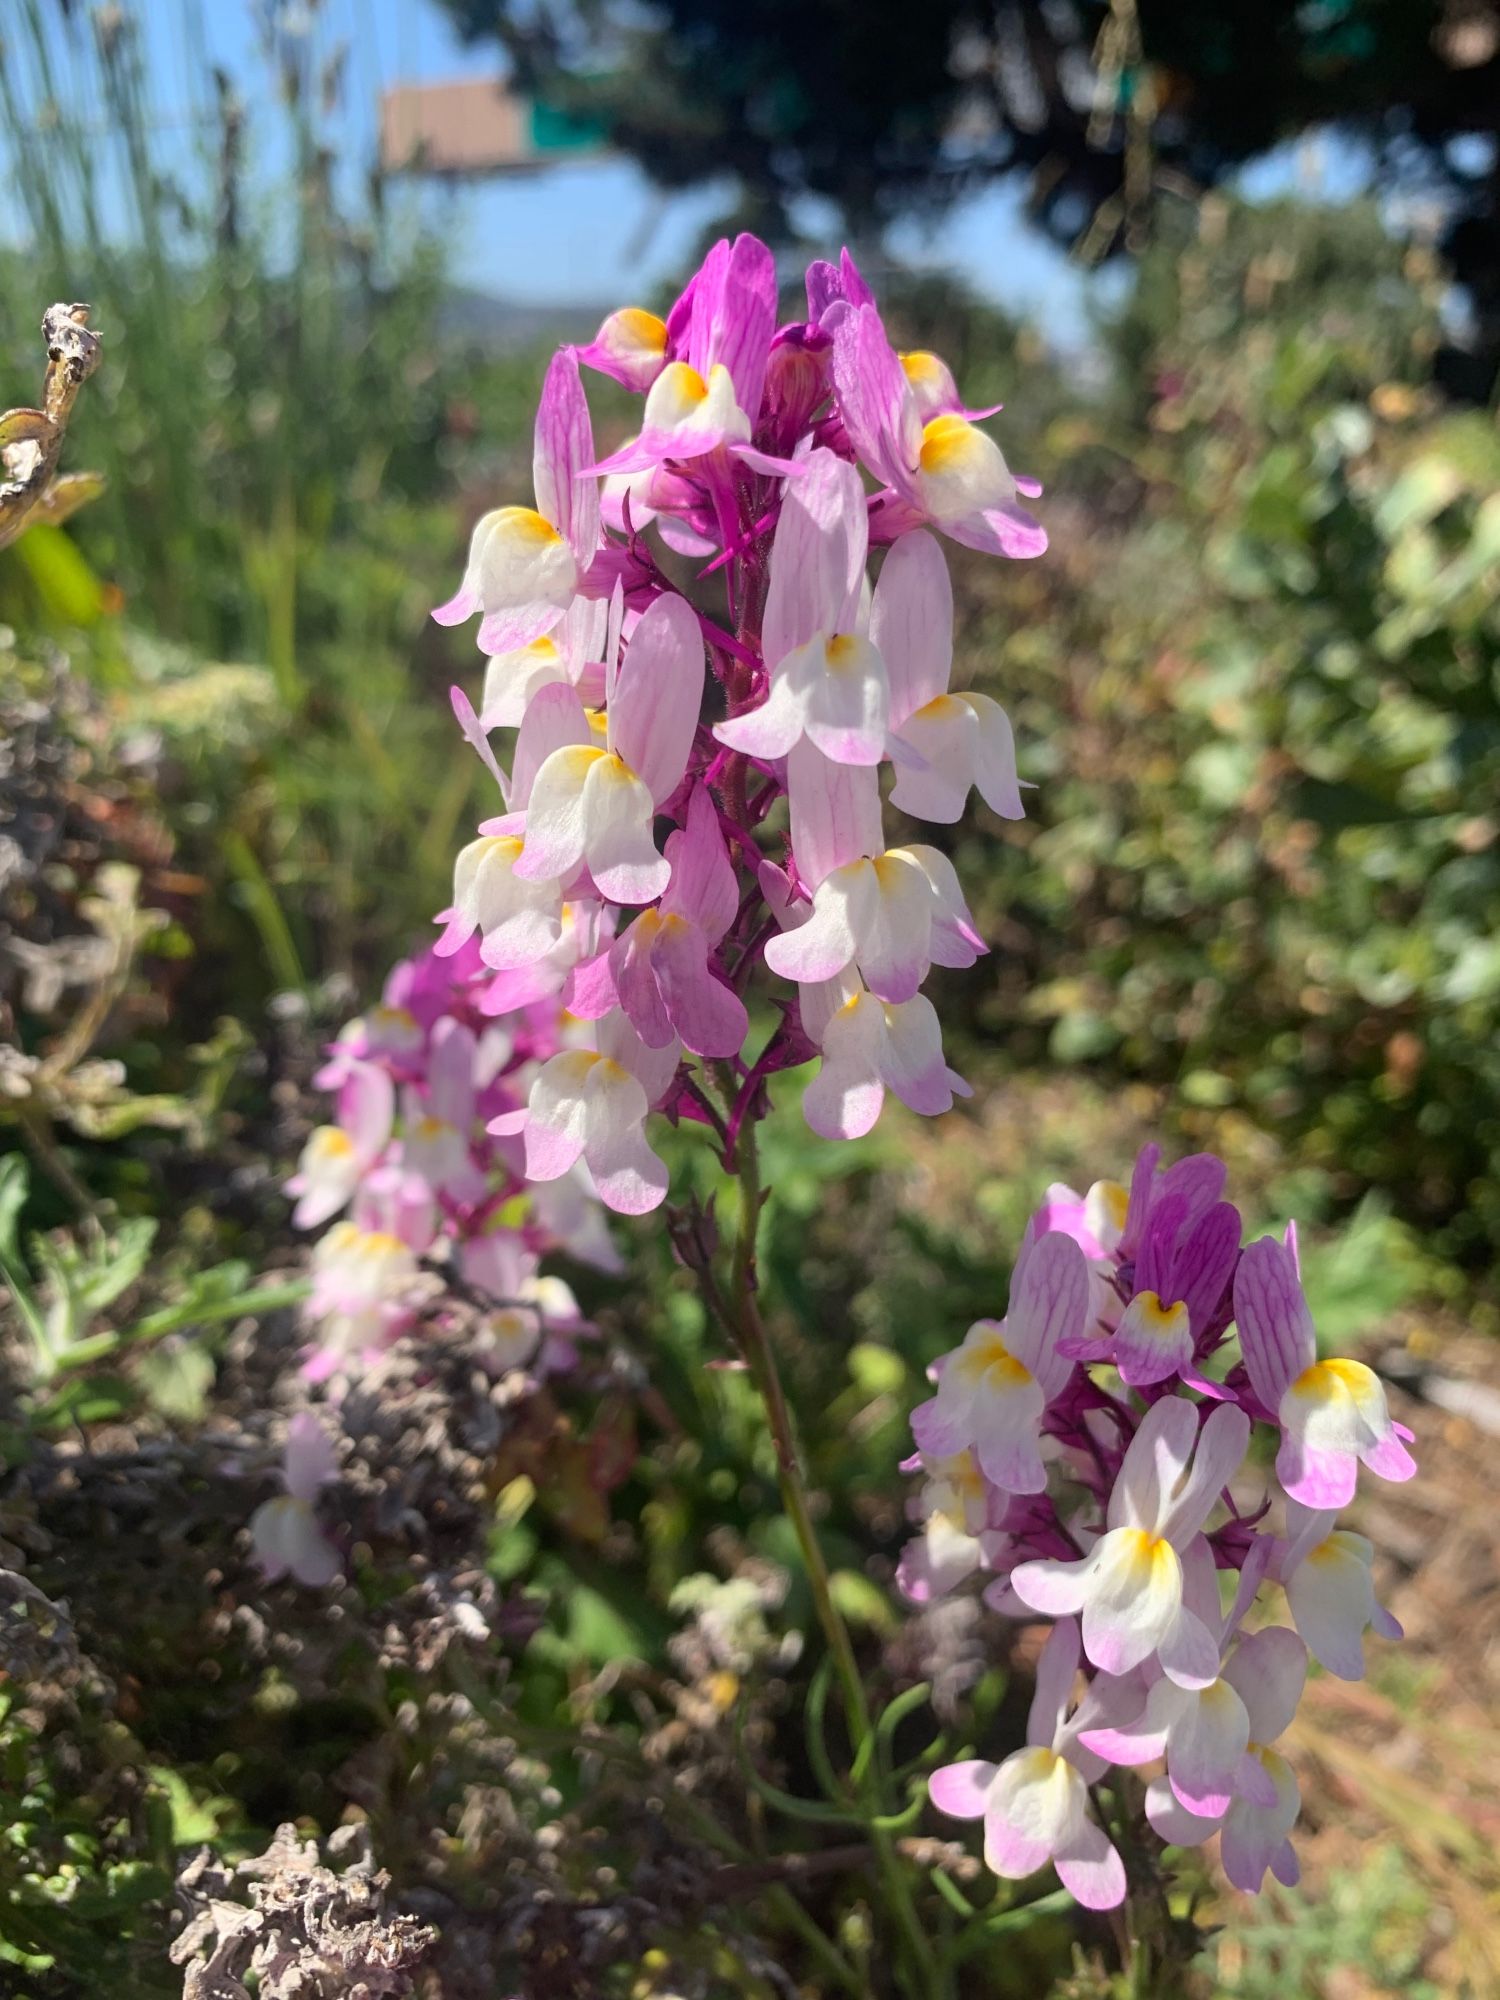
left=1053, top=1817, right=1127, bottom=1911
left=928, top=1759, right=997, bottom=1821
left=967, top=693, right=1025, bottom=819
left=986, top=1747, right=1088, bottom=1875
left=520, top=1050, right=598, bottom=1182
left=1006, top=1229, right=1090, bottom=1398
left=1222, top=1626, right=1307, bottom=1748
left=609, top=591, right=704, bottom=804
left=803, top=990, right=887, bottom=1140
left=881, top=994, right=961, bottom=1118
left=764, top=860, right=876, bottom=987
left=516, top=744, right=600, bottom=884
left=786, top=740, right=883, bottom=889
left=1165, top=1678, right=1251, bottom=1818
left=804, top=633, right=889, bottom=766
left=1079, top=1528, right=1184, bottom=1676
left=762, top=447, right=868, bottom=668
left=870, top=528, right=952, bottom=724
left=582, top=753, right=669, bottom=904
left=660, top=784, right=739, bottom=940
left=532, top=347, right=598, bottom=562
left=1234, top=1232, right=1316, bottom=1414
left=651, top=916, right=749, bottom=1060
left=857, top=852, right=934, bottom=1003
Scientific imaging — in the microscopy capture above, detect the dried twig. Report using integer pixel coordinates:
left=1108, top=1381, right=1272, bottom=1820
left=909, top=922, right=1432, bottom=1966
left=0, top=303, right=105, bottom=552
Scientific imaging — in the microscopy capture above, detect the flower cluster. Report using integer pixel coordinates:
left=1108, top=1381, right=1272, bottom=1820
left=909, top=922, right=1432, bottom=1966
left=286, top=937, right=619, bottom=1384
left=907, top=1146, right=1415, bottom=1907
left=433, top=237, right=1045, bottom=1213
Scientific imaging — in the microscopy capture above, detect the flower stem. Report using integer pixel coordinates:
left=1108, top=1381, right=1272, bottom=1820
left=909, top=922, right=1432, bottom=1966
left=720, top=1120, right=939, bottom=1997
left=729, top=1128, right=868, bottom=1736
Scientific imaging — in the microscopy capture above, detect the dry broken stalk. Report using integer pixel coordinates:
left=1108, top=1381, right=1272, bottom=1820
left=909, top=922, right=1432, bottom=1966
left=0, top=303, right=106, bottom=552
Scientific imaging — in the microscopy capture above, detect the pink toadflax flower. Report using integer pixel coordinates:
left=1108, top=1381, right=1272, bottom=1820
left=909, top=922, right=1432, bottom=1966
left=1077, top=1540, right=1280, bottom=1820
left=1011, top=1396, right=1250, bottom=1686
left=302, top=1220, right=423, bottom=1379
left=575, top=305, right=671, bottom=393
left=1233, top=1229, right=1416, bottom=1508
left=490, top=1009, right=680, bottom=1216
left=567, top=784, right=749, bottom=1060
left=1143, top=1624, right=1310, bottom=1893
left=827, top=290, right=1046, bottom=560
left=910, top=1230, right=1091, bottom=1494
left=287, top=941, right=618, bottom=1395
left=764, top=840, right=984, bottom=1003
left=798, top=976, right=971, bottom=1139
left=432, top=347, right=601, bottom=657
left=286, top=1060, right=394, bottom=1229
left=1278, top=1500, right=1403, bottom=1679
left=906, top=1146, right=1415, bottom=1910
left=514, top=592, right=704, bottom=905
left=875, top=528, right=1025, bottom=824
left=479, top=596, right=609, bottom=730
left=929, top=1618, right=1126, bottom=1910
left=895, top=1448, right=1009, bottom=1604
left=714, top=447, right=889, bottom=768
left=585, top=235, right=799, bottom=484
left=249, top=1412, right=341, bottom=1588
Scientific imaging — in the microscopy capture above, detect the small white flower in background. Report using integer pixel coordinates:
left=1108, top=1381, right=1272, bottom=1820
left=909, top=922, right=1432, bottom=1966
left=250, top=1412, right=342, bottom=1588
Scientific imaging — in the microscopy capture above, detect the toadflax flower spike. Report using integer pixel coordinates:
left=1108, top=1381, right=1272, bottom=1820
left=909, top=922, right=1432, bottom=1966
left=907, top=1146, right=1415, bottom=1908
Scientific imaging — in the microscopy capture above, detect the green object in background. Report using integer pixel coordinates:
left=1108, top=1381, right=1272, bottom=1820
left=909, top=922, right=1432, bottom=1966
left=5, top=521, right=107, bottom=626
left=528, top=98, right=607, bottom=155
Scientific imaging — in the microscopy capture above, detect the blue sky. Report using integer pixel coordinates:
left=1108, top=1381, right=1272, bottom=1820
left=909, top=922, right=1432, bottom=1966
left=7, top=0, right=1380, bottom=347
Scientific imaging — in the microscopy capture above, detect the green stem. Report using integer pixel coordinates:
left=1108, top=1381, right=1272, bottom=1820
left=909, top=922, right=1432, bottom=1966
left=730, top=1131, right=868, bottom=1738
left=721, top=1121, right=938, bottom=1998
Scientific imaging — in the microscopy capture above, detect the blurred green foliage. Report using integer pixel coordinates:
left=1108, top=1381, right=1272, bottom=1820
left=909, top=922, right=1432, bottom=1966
left=1202, top=1844, right=1440, bottom=1999
left=930, top=198, right=1500, bottom=1268
left=0, top=0, right=541, bottom=1001
left=0, top=1688, right=176, bottom=1998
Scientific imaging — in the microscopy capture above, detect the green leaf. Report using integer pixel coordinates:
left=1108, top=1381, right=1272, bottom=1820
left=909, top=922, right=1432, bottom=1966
left=805, top=1655, right=850, bottom=1800
left=49, top=1217, right=157, bottom=1319
left=0, top=1240, right=50, bottom=1374
left=137, top=1339, right=215, bottom=1422
left=33, top=1374, right=134, bottom=1427
left=827, top=1569, right=896, bottom=1634
left=119, top=1273, right=302, bottom=1346
left=1047, top=1011, right=1121, bottom=1064
left=146, top=1767, right=233, bottom=1845
left=26, top=1233, right=81, bottom=1363
left=562, top=1582, right=647, bottom=1666
left=847, top=1342, right=907, bottom=1396
left=1286, top=776, right=1432, bottom=828
left=0, top=1155, right=29, bottom=1262
left=1298, top=1197, right=1423, bottom=1353
left=873, top=1682, right=934, bottom=1776
left=10, top=521, right=107, bottom=625
left=738, top=1754, right=866, bottom=1829
left=1374, top=457, right=1461, bottom=540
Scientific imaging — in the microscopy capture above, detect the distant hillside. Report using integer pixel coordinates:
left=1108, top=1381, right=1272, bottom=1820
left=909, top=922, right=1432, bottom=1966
left=437, top=285, right=610, bottom=350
